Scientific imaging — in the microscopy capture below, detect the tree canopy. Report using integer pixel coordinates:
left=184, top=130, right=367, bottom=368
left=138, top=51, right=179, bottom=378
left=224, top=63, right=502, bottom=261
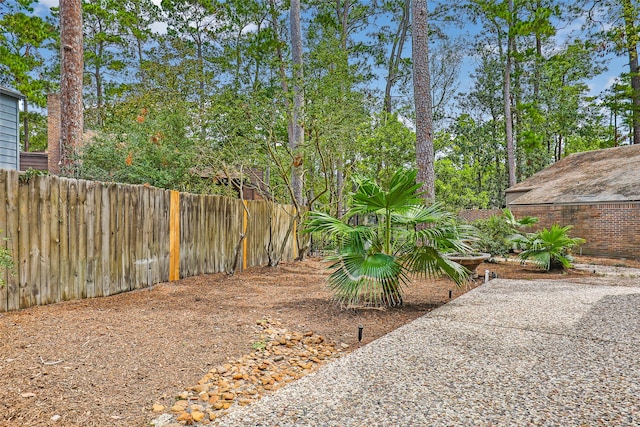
left=0, top=0, right=635, bottom=211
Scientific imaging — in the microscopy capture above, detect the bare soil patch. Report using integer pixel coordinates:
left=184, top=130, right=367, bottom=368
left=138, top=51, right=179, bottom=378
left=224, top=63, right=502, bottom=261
left=0, top=257, right=621, bottom=426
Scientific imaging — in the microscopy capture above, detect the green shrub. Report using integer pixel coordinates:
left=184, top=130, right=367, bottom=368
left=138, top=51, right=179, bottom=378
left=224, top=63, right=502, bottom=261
left=471, top=215, right=513, bottom=256
left=0, top=233, right=14, bottom=288
left=471, top=209, right=540, bottom=256
left=518, top=224, right=585, bottom=271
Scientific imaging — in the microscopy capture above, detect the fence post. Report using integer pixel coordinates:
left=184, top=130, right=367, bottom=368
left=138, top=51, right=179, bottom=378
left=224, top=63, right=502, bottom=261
left=293, top=207, right=298, bottom=259
left=169, top=190, right=180, bottom=281
left=242, top=200, right=248, bottom=270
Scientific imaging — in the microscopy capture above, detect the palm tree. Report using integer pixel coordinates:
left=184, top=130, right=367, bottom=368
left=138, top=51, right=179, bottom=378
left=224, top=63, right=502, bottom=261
left=518, top=224, right=585, bottom=271
left=306, top=168, right=474, bottom=307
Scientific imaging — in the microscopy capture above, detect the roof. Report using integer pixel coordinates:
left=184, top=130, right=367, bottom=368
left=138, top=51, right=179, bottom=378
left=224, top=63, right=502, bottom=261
left=506, top=144, right=640, bottom=205
left=0, top=86, right=25, bottom=100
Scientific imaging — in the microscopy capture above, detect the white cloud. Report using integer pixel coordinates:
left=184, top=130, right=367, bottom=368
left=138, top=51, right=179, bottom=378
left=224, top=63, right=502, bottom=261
left=151, top=20, right=168, bottom=35
left=39, top=0, right=59, bottom=7
left=241, top=23, right=258, bottom=35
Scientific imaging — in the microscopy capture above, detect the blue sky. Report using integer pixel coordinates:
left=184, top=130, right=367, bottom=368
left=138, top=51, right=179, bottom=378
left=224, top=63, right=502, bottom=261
left=32, top=0, right=626, bottom=101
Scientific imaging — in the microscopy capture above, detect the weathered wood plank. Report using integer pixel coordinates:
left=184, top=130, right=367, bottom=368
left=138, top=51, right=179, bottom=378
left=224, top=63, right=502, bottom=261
left=101, top=183, right=112, bottom=296
left=156, top=190, right=165, bottom=282
left=122, top=186, right=132, bottom=291
left=141, top=186, right=152, bottom=288
left=93, top=184, right=108, bottom=297
left=161, top=189, right=170, bottom=282
left=150, top=189, right=160, bottom=285
left=77, top=180, right=87, bottom=299
left=59, top=179, right=71, bottom=301
left=48, top=176, right=60, bottom=305
left=117, top=184, right=129, bottom=292
left=0, top=170, right=8, bottom=312
left=197, top=196, right=205, bottom=275
left=28, top=178, right=41, bottom=305
left=131, top=186, right=141, bottom=289
left=37, top=176, right=51, bottom=305
left=85, top=180, right=96, bottom=298
left=92, top=183, right=103, bottom=298
left=67, top=179, right=79, bottom=301
left=108, top=183, right=118, bottom=296
left=5, top=170, right=19, bottom=311
left=18, top=177, right=32, bottom=308
left=204, top=195, right=212, bottom=274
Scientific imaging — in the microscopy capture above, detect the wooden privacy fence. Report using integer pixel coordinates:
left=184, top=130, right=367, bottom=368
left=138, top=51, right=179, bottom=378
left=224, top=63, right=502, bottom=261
left=0, top=170, right=298, bottom=312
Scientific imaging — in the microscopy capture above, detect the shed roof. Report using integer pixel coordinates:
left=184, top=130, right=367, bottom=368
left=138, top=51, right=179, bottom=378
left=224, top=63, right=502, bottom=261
left=0, top=86, right=25, bottom=100
left=506, top=144, right=640, bottom=205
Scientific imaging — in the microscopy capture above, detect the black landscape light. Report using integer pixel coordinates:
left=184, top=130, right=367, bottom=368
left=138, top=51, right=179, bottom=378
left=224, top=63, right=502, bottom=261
left=358, top=325, right=363, bottom=342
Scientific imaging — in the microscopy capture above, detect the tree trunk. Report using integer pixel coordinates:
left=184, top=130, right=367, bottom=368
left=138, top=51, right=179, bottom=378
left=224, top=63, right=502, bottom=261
left=336, top=159, right=344, bottom=217
left=412, top=0, right=435, bottom=201
left=621, top=0, right=640, bottom=144
left=384, top=0, right=410, bottom=114
left=504, top=0, right=516, bottom=186
left=59, top=0, right=84, bottom=176
left=290, top=0, right=304, bottom=206
left=268, top=0, right=294, bottom=146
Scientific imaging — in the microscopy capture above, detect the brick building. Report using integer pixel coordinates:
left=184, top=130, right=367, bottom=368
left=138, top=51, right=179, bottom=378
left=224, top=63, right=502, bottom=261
left=506, top=145, right=640, bottom=259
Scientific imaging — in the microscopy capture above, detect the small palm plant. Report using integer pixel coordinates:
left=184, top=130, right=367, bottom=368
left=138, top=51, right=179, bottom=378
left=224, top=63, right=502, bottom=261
left=518, top=224, right=585, bottom=271
left=502, top=208, right=538, bottom=252
left=306, top=168, right=474, bottom=307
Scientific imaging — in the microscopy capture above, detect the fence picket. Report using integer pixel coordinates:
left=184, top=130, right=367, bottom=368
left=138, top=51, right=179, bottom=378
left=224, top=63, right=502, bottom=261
left=49, top=176, right=60, bottom=304
left=0, top=171, right=8, bottom=311
left=85, top=181, right=97, bottom=298
left=5, top=171, right=19, bottom=311
left=37, top=176, right=51, bottom=304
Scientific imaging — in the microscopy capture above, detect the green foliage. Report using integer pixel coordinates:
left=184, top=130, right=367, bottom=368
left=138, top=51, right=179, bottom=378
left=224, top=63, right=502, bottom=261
left=471, top=209, right=539, bottom=256
left=518, top=224, right=585, bottom=271
left=77, top=95, right=218, bottom=193
left=0, top=232, right=14, bottom=288
left=306, top=168, right=474, bottom=308
left=19, top=168, right=48, bottom=182
left=251, top=340, right=267, bottom=351
left=471, top=215, right=513, bottom=256
left=435, top=159, right=491, bottom=209
left=0, top=0, right=57, bottom=107
left=354, top=114, right=415, bottom=185
left=20, top=110, right=48, bottom=151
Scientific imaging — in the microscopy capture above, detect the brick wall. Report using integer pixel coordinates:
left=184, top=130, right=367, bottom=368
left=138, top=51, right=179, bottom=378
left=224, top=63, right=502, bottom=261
left=47, top=93, right=60, bottom=174
left=510, top=203, right=640, bottom=260
left=458, top=208, right=503, bottom=223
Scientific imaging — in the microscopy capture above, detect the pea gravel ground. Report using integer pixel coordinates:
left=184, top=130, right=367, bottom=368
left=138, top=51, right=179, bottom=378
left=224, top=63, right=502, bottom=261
left=214, top=277, right=640, bottom=427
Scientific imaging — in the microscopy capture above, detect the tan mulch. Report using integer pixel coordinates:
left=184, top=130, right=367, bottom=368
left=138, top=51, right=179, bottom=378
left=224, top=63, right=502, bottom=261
left=0, top=256, right=621, bottom=427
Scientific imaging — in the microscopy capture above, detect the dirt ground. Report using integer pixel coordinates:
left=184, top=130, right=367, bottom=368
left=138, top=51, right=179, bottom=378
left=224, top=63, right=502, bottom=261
left=0, top=255, right=637, bottom=427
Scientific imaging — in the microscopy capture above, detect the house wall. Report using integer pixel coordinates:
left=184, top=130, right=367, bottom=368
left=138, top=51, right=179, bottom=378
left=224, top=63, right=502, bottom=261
left=0, top=93, right=20, bottom=170
left=20, top=152, right=48, bottom=171
left=510, top=202, right=640, bottom=260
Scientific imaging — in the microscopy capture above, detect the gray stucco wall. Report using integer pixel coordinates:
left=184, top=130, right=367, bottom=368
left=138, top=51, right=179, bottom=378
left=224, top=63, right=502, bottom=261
left=0, top=91, right=20, bottom=171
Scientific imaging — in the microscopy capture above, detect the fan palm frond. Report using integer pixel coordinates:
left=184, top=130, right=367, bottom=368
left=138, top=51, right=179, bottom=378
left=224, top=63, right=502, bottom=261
left=306, top=168, right=475, bottom=307
left=327, top=252, right=409, bottom=307
left=518, top=224, right=585, bottom=271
